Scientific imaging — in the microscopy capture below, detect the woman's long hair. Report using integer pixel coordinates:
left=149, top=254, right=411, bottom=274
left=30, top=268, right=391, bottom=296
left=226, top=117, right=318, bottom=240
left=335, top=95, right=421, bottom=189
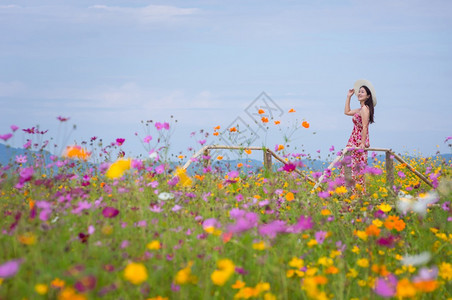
left=362, top=85, right=375, bottom=124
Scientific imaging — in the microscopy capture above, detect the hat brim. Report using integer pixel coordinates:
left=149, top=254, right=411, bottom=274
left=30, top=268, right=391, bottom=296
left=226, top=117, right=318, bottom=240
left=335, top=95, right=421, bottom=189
left=354, top=79, right=377, bottom=107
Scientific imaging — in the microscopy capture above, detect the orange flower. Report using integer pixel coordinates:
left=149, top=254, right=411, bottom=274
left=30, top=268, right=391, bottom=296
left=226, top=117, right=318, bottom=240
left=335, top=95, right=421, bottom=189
left=213, top=132, right=219, bottom=136
left=63, top=145, right=91, bottom=160
left=214, top=125, right=221, bottom=130
left=276, top=144, right=284, bottom=151
left=365, top=224, right=381, bottom=237
left=285, top=192, right=295, bottom=201
left=274, top=120, right=280, bottom=125
left=245, top=149, right=252, bottom=155
left=288, top=108, right=296, bottom=113
left=229, top=127, right=237, bottom=132
left=258, top=109, right=265, bottom=114
left=217, top=156, right=223, bottom=160
left=384, top=215, right=406, bottom=232
left=237, top=163, right=243, bottom=168
left=302, top=121, right=310, bottom=128
left=413, top=280, right=438, bottom=292
left=261, top=117, right=269, bottom=123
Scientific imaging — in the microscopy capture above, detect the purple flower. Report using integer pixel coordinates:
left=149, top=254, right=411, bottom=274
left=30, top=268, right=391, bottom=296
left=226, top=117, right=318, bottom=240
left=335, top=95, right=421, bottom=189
left=229, top=208, right=246, bottom=219
left=115, top=138, right=125, bottom=146
left=374, top=274, right=397, bottom=298
left=171, top=205, right=183, bottom=212
left=11, top=125, right=19, bottom=132
left=329, top=145, right=335, bottom=152
left=397, top=171, right=406, bottom=179
left=287, top=215, right=313, bottom=233
left=0, top=259, right=22, bottom=278
left=155, top=164, right=165, bottom=174
left=102, top=207, right=119, bottom=218
left=318, top=191, right=330, bottom=199
left=227, top=213, right=259, bottom=234
left=144, top=135, right=152, bottom=143
left=442, top=201, right=450, bottom=211
left=72, top=201, right=92, bottom=214
left=377, top=235, right=396, bottom=248
left=258, top=220, right=287, bottom=238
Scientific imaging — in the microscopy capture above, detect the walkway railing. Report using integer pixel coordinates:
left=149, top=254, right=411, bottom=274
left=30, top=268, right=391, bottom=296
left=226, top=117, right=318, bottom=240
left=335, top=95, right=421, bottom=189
left=312, top=147, right=433, bottom=190
left=181, top=144, right=316, bottom=183
left=181, top=145, right=433, bottom=190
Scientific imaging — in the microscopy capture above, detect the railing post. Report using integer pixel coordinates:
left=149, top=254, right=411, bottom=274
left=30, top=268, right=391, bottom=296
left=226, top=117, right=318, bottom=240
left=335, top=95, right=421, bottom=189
left=385, top=151, right=394, bottom=188
left=344, top=161, right=353, bottom=188
left=203, top=148, right=211, bottom=168
left=263, top=150, right=272, bottom=171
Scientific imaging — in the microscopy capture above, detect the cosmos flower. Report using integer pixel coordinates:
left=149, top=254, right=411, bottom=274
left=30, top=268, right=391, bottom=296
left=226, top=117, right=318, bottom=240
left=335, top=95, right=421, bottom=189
left=63, top=145, right=91, bottom=161
left=0, top=259, right=22, bottom=278
left=123, top=262, right=148, bottom=285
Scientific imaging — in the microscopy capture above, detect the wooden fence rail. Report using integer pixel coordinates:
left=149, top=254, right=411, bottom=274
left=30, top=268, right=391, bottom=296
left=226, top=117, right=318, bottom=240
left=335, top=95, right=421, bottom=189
left=181, top=145, right=433, bottom=190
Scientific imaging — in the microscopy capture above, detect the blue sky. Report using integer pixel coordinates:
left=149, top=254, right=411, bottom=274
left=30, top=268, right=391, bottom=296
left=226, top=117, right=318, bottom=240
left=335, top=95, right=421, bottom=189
left=1, top=0, right=451, bottom=160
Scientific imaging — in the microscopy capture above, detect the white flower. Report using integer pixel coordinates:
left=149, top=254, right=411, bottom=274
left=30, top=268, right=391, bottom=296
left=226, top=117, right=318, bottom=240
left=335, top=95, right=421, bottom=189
left=396, top=191, right=439, bottom=217
left=158, top=192, right=174, bottom=201
left=149, top=151, right=159, bottom=161
left=401, top=251, right=431, bottom=266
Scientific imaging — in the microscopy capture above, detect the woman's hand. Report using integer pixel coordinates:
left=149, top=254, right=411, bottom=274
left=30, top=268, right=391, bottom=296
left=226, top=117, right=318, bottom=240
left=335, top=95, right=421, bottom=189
left=347, top=89, right=355, bottom=98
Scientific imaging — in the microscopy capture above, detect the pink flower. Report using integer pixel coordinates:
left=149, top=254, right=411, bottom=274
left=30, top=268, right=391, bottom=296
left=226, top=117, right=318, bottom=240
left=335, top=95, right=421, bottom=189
left=102, top=207, right=119, bottom=218
left=144, top=135, right=152, bottom=143
left=10, top=125, right=19, bottom=132
left=329, top=145, right=335, bottom=152
left=282, top=163, right=296, bottom=173
left=155, top=122, right=170, bottom=130
left=15, top=155, right=27, bottom=164
left=0, top=259, right=22, bottom=278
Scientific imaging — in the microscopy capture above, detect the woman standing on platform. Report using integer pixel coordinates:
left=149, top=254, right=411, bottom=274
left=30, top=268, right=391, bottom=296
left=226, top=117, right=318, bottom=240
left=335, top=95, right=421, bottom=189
left=343, top=79, right=376, bottom=195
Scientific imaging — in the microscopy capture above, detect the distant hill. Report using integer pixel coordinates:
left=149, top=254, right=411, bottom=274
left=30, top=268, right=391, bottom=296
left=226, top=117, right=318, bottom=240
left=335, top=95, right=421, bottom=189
left=1, top=143, right=450, bottom=173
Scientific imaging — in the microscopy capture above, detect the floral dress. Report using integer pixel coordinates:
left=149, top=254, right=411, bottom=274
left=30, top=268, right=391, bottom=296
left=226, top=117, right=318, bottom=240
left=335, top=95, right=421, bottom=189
left=343, top=111, right=369, bottom=194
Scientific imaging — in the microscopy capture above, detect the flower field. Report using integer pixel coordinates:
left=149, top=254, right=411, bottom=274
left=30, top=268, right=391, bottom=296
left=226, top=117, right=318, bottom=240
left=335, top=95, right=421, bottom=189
left=0, top=122, right=451, bottom=300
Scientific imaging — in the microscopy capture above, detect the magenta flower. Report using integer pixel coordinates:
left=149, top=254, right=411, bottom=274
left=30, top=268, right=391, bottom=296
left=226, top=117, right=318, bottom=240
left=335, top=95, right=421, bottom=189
left=74, top=275, right=97, bottom=293
left=10, top=125, right=19, bottom=132
left=0, top=133, right=13, bottom=141
left=155, top=164, right=165, bottom=174
left=57, top=116, right=70, bottom=122
left=374, top=274, right=397, bottom=298
left=282, top=163, right=296, bottom=173
left=116, top=138, right=125, bottom=146
left=102, top=207, right=119, bottom=218
left=0, top=259, right=22, bottom=278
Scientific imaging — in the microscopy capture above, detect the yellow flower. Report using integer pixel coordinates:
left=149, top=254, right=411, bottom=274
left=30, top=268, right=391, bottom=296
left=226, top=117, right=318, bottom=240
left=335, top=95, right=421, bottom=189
left=352, top=245, right=360, bottom=254
left=357, top=258, right=369, bottom=268
left=35, top=284, right=48, bottom=295
left=106, top=158, right=131, bottom=179
left=101, top=225, right=113, bottom=235
left=264, top=292, right=277, bottom=300
left=317, top=257, right=333, bottom=267
left=252, top=241, right=267, bottom=251
left=355, top=230, right=368, bottom=241
left=147, top=297, right=169, bottom=300
left=124, top=262, right=148, bottom=285
left=347, top=268, right=358, bottom=278
left=18, top=232, right=37, bottom=245
left=211, top=259, right=235, bottom=286
left=289, top=257, right=304, bottom=269
left=372, top=219, right=383, bottom=227
left=330, top=250, right=341, bottom=258
left=146, top=240, right=161, bottom=250
left=307, top=239, right=318, bottom=247
left=379, top=203, right=392, bottom=212
left=439, top=262, right=452, bottom=281
left=174, top=261, right=197, bottom=285
left=174, top=167, right=193, bottom=187
left=335, top=186, right=347, bottom=194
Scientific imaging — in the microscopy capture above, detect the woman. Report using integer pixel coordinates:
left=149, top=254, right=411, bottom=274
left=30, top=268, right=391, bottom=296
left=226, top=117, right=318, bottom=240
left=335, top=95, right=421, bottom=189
left=343, top=79, right=376, bottom=195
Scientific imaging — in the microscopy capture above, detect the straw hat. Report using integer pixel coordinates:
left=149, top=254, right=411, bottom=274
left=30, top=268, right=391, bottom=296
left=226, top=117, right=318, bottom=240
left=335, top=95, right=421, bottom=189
left=354, top=79, right=377, bottom=107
